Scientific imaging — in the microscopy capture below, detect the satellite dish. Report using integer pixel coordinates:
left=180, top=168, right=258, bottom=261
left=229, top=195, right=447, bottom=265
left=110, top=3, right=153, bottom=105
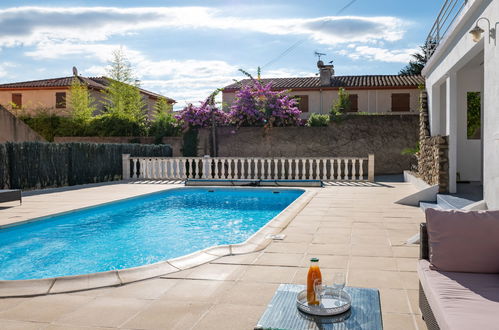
left=72, top=66, right=78, bottom=76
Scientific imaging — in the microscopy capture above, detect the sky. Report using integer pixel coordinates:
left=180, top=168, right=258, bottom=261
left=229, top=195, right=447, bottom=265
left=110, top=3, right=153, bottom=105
left=0, top=0, right=443, bottom=109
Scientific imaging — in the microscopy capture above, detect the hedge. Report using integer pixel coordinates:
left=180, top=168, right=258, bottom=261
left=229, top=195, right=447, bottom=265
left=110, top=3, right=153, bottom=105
left=0, top=142, right=172, bottom=190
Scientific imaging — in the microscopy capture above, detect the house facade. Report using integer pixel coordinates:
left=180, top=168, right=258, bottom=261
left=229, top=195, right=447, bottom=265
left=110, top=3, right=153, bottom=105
left=0, top=75, right=175, bottom=119
left=222, top=63, right=424, bottom=117
left=422, top=0, right=498, bottom=208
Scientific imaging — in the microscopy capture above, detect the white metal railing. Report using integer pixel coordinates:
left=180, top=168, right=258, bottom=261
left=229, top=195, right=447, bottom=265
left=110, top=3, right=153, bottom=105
left=123, top=155, right=375, bottom=182
left=425, top=0, right=467, bottom=59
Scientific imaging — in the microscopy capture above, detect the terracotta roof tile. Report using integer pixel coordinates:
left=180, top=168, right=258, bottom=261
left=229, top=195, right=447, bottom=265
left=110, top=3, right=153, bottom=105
left=223, top=75, right=424, bottom=90
left=0, top=76, right=175, bottom=102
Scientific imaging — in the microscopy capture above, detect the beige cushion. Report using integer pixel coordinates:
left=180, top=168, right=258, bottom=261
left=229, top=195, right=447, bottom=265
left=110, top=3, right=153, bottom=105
left=425, top=208, right=499, bottom=273
left=418, top=259, right=499, bottom=330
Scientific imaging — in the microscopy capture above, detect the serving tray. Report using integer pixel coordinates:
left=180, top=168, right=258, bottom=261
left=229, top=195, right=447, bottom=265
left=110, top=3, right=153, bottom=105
left=296, top=288, right=351, bottom=316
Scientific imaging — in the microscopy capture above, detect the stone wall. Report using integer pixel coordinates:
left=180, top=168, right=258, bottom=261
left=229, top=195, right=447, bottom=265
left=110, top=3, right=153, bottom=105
left=0, top=106, right=45, bottom=143
left=416, top=91, right=449, bottom=193
left=198, top=114, right=419, bottom=175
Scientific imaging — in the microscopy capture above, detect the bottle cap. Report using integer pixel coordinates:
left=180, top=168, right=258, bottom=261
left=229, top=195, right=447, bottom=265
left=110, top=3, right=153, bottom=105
left=310, top=258, right=319, bottom=262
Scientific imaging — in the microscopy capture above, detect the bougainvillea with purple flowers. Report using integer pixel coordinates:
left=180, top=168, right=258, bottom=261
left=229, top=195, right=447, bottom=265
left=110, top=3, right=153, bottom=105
left=228, top=79, right=302, bottom=127
left=175, top=100, right=228, bottom=129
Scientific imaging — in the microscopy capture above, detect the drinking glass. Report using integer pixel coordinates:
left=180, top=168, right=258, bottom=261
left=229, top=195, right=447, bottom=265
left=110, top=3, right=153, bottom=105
left=332, top=272, right=346, bottom=301
left=314, top=280, right=326, bottom=305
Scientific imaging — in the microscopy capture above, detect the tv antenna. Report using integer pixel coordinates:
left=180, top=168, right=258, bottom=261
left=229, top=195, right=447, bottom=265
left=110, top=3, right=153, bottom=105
left=314, top=51, right=326, bottom=61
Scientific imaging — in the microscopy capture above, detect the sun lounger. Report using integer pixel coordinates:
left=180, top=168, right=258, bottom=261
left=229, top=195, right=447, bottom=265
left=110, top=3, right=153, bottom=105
left=0, top=189, right=22, bottom=204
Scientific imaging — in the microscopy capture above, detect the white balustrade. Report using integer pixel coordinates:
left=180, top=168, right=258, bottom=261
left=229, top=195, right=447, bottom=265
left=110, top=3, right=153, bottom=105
left=123, top=155, right=375, bottom=182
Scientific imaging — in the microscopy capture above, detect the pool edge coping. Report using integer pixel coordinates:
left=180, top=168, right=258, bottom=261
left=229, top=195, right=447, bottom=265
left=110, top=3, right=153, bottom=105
left=0, top=187, right=316, bottom=298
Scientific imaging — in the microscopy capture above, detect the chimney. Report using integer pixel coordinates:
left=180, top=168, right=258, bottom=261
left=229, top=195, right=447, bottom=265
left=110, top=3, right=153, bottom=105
left=317, top=60, right=334, bottom=86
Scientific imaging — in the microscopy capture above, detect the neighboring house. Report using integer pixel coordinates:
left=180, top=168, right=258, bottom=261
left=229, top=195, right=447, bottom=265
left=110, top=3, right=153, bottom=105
left=222, top=62, right=424, bottom=117
left=0, top=74, right=175, bottom=119
left=422, top=0, right=498, bottom=208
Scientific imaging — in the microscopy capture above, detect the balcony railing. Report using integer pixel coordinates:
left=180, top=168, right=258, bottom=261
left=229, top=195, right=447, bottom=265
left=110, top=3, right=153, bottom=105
left=425, top=0, right=468, bottom=59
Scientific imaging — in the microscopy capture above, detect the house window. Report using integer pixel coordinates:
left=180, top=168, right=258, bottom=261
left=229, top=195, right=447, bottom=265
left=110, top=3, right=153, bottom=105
left=391, top=93, right=410, bottom=112
left=11, top=93, right=22, bottom=109
left=295, top=95, right=309, bottom=112
left=467, top=92, right=481, bottom=139
left=348, top=94, right=358, bottom=112
left=55, top=92, right=66, bottom=108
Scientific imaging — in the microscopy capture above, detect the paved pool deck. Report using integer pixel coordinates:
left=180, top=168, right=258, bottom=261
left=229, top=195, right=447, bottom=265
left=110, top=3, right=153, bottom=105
left=0, top=181, right=426, bottom=330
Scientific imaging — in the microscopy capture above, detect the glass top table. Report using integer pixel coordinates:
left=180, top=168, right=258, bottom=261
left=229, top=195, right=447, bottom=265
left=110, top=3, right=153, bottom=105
left=254, top=284, right=383, bottom=330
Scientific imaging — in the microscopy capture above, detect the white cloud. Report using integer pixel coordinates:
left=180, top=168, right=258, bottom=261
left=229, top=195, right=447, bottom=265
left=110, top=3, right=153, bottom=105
left=0, top=62, right=16, bottom=78
left=0, top=6, right=406, bottom=47
left=340, top=45, right=417, bottom=63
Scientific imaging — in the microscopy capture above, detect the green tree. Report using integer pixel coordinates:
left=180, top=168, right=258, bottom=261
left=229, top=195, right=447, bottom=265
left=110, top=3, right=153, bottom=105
left=467, top=92, right=481, bottom=139
left=331, top=87, right=351, bottom=115
left=102, top=48, right=146, bottom=123
left=154, top=97, right=173, bottom=115
left=69, top=78, right=96, bottom=122
left=399, top=41, right=435, bottom=75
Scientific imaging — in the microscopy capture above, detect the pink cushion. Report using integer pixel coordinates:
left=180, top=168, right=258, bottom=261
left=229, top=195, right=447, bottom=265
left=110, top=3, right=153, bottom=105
left=426, top=208, right=499, bottom=273
left=418, top=259, right=499, bottom=330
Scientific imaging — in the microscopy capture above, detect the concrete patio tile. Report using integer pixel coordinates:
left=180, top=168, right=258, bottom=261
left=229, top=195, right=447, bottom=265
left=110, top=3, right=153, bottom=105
left=349, top=256, right=398, bottom=271
left=159, top=279, right=235, bottom=302
left=0, top=319, right=47, bottom=330
left=312, top=233, right=351, bottom=244
left=0, top=298, right=23, bottom=313
left=122, top=300, right=212, bottom=330
left=351, top=235, right=390, bottom=246
left=399, top=271, right=420, bottom=290
left=281, top=226, right=317, bottom=234
left=396, top=258, right=418, bottom=272
left=192, top=303, right=265, bottom=330
left=306, top=243, right=350, bottom=255
left=220, top=282, right=279, bottom=306
left=281, top=233, right=315, bottom=243
left=407, top=289, right=421, bottom=315
left=348, top=270, right=404, bottom=289
left=379, top=289, right=412, bottom=314
left=301, top=255, right=349, bottom=269
left=393, top=246, right=419, bottom=258
left=239, top=265, right=297, bottom=284
left=350, top=244, right=393, bottom=257
left=415, top=315, right=428, bottom=330
left=318, top=221, right=353, bottom=228
left=265, top=242, right=310, bottom=253
left=86, top=278, right=179, bottom=299
left=254, top=252, right=305, bottom=267
left=0, top=294, right=93, bottom=323
left=209, top=253, right=260, bottom=265
left=181, top=263, right=247, bottom=281
left=314, top=227, right=352, bottom=235
left=53, top=296, right=150, bottom=328
left=382, top=313, right=417, bottom=330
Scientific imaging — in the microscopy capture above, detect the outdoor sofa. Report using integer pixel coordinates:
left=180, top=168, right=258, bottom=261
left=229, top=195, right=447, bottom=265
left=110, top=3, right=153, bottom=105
left=418, top=208, right=499, bottom=330
left=0, top=189, right=21, bottom=204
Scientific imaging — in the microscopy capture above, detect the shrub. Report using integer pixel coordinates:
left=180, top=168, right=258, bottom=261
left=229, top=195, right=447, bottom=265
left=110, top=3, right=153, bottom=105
left=229, top=79, right=302, bottom=127
left=331, top=87, right=351, bottom=114
left=149, top=113, right=181, bottom=143
left=88, top=114, right=147, bottom=137
left=175, top=101, right=227, bottom=129
left=307, top=114, right=330, bottom=127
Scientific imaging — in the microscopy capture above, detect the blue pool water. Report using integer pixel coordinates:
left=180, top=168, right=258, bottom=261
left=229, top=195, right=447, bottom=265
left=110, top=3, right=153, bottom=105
left=0, top=188, right=303, bottom=280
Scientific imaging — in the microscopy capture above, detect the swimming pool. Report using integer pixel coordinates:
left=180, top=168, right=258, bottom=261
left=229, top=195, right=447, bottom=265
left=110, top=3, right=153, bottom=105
left=0, top=187, right=304, bottom=280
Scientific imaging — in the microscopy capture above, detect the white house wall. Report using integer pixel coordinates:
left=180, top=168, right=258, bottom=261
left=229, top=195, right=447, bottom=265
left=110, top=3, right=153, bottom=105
left=423, top=0, right=499, bottom=207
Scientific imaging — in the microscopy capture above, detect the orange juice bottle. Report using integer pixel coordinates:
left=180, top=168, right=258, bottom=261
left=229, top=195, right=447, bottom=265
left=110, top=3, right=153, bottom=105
left=307, top=258, right=322, bottom=305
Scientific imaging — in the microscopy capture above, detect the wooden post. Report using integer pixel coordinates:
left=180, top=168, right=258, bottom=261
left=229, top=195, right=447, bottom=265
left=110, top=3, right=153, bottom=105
left=368, top=154, right=375, bottom=182
left=122, top=154, right=130, bottom=181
